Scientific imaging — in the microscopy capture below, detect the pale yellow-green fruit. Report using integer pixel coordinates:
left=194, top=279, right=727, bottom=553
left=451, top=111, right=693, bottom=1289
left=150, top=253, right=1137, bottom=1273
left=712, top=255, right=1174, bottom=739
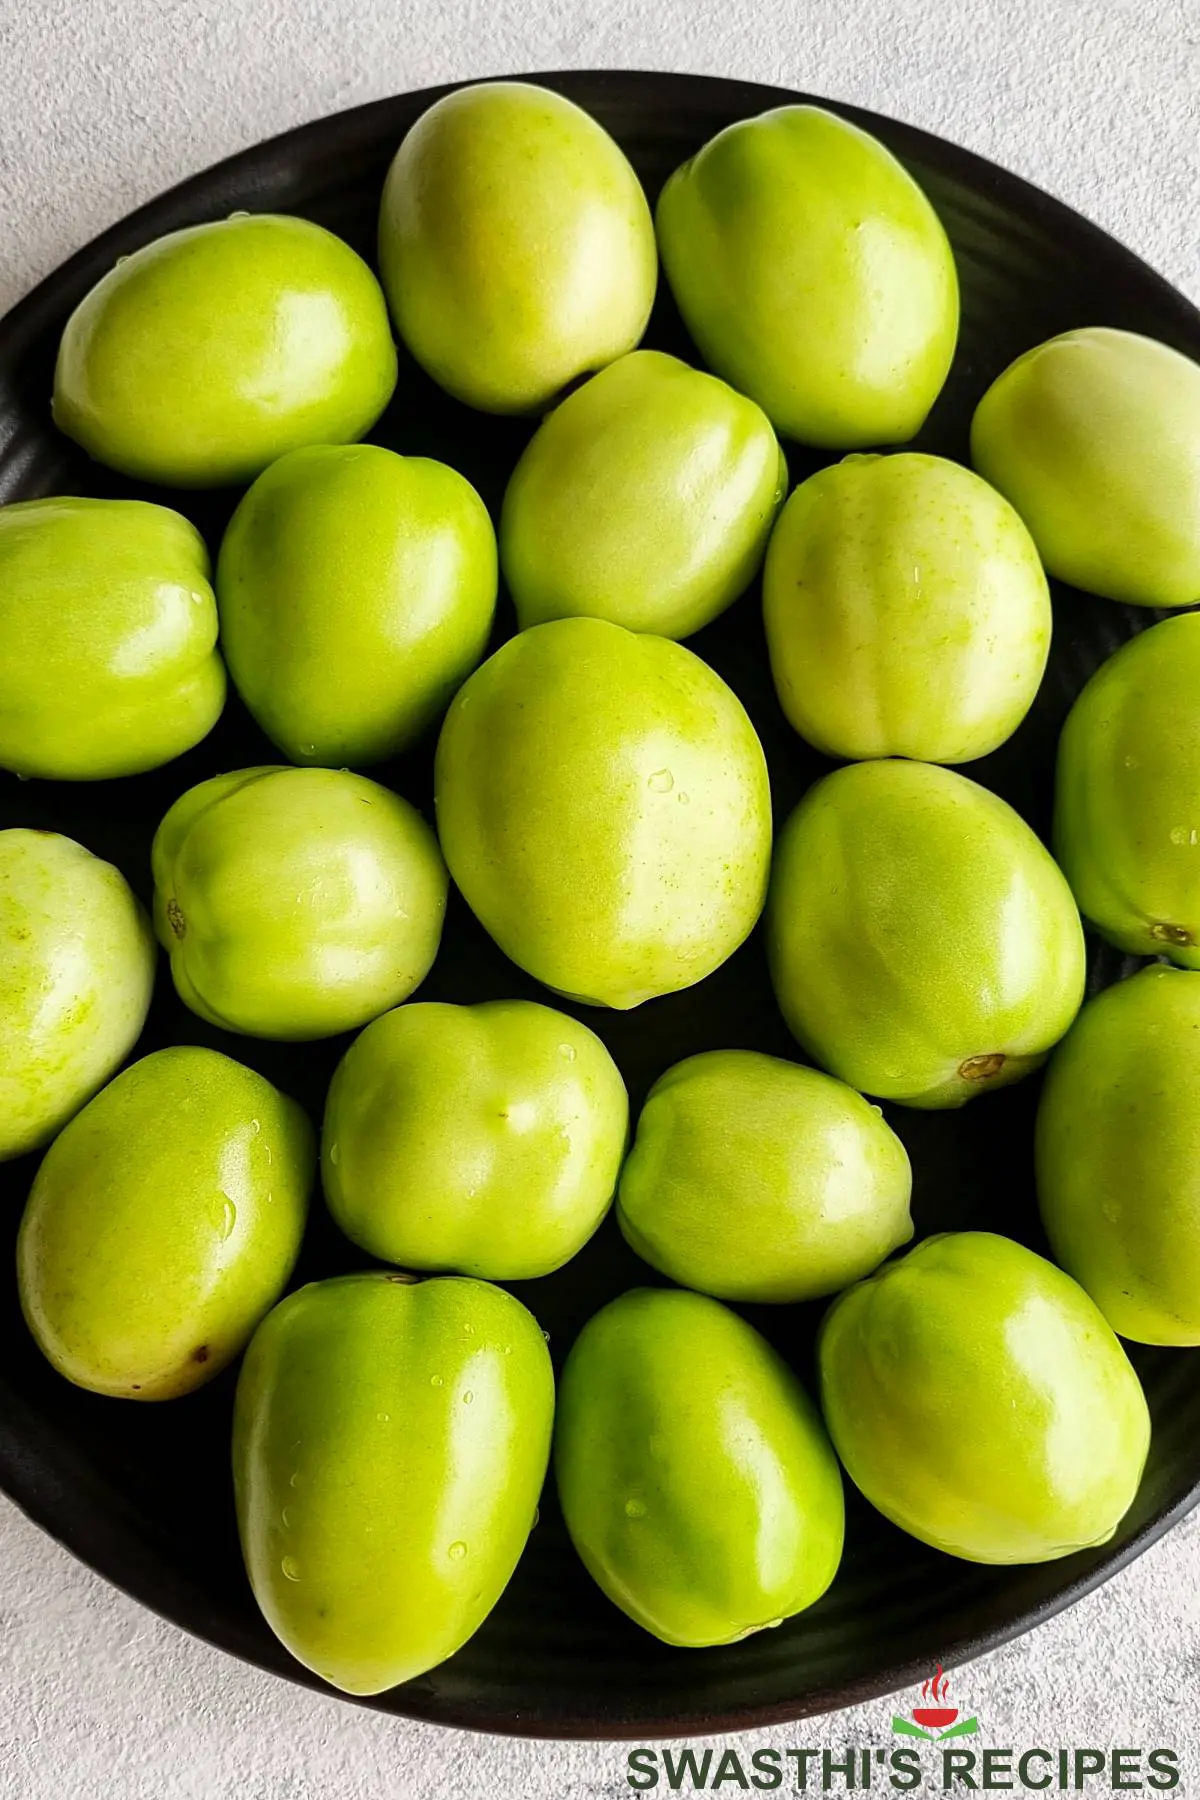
left=0, top=829, right=155, bottom=1162
left=378, top=82, right=657, bottom=413
left=434, top=617, right=772, bottom=1009
left=322, top=999, right=629, bottom=1279
left=18, top=1046, right=314, bottom=1399
left=763, top=453, right=1051, bottom=763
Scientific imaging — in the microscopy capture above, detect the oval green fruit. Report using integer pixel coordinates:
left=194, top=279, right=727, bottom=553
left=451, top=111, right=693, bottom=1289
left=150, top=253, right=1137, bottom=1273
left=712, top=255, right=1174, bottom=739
left=378, top=82, right=656, bottom=414
left=818, top=1231, right=1150, bottom=1563
left=0, top=496, right=225, bottom=780
left=971, top=328, right=1200, bottom=608
left=152, top=766, right=447, bottom=1039
left=768, top=760, right=1085, bottom=1107
left=762, top=453, right=1051, bottom=763
left=435, top=617, right=772, bottom=1009
left=1053, top=613, right=1200, bottom=964
left=656, top=105, right=958, bottom=448
left=617, top=1050, right=912, bottom=1303
left=501, top=350, right=787, bottom=638
left=234, top=1271, right=553, bottom=1695
left=555, top=1287, right=844, bottom=1646
left=53, top=214, right=397, bottom=487
left=323, top=1000, right=628, bottom=1278
left=1036, top=966, right=1200, bottom=1345
left=217, top=444, right=497, bottom=767
left=18, top=1046, right=313, bottom=1399
left=0, top=830, right=155, bottom=1162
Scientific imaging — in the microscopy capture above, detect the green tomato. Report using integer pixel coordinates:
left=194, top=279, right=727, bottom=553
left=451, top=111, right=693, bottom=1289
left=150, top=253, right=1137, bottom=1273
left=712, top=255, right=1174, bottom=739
left=617, top=1050, right=912, bottom=1304
left=768, top=760, right=1085, bottom=1107
left=18, top=1046, right=313, bottom=1400
left=234, top=1271, right=553, bottom=1695
left=322, top=1000, right=628, bottom=1279
left=1054, top=613, right=1200, bottom=964
left=971, top=328, right=1200, bottom=609
left=555, top=1287, right=844, bottom=1647
left=501, top=350, right=787, bottom=639
left=0, top=830, right=155, bottom=1162
left=217, top=444, right=497, bottom=767
left=53, top=215, right=397, bottom=487
left=0, top=497, right=224, bottom=780
left=818, top=1232, right=1150, bottom=1564
left=152, top=766, right=447, bottom=1040
left=1036, top=966, right=1200, bottom=1345
left=378, top=82, right=657, bottom=414
left=763, top=453, right=1050, bottom=764
left=435, top=617, right=772, bottom=1009
left=656, top=106, right=958, bottom=448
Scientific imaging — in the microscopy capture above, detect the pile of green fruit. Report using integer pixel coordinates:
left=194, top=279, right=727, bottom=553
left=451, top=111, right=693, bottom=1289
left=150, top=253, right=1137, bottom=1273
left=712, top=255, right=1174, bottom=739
left=4, top=79, right=1200, bottom=1701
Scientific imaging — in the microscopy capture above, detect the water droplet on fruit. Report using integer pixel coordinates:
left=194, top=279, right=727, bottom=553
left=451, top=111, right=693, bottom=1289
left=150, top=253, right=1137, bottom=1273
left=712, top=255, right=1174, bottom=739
left=376, top=1411, right=390, bottom=1423
left=502, top=1344, right=512, bottom=1355
left=430, top=1375, right=443, bottom=1387
left=764, top=1617, right=783, bottom=1630
left=1124, top=754, right=1140, bottom=769
left=541, top=1328, right=551, bottom=1342
left=220, top=1197, right=237, bottom=1239
left=249, top=1118, right=261, bottom=1135
left=530, top=1507, right=540, bottom=1529
left=624, top=1498, right=647, bottom=1519
left=115, top=254, right=129, bottom=265
left=281, top=1508, right=292, bottom=1529
left=463, top=1391, right=474, bottom=1405
left=281, top=1557, right=301, bottom=1582
left=647, top=768, right=674, bottom=793
left=448, top=1542, right=467, bottom=1561
left=558, top=1043, right=576, bottom=1061
left=289, top=1471, right=302, bottom=1489
left=328, top=1143, right=340, bottom=1166
left=228, top=210, right=250, bottom=220
left=677, top=792, right=689, bottom=804
left=462, top=1321, right=473, bottom=1334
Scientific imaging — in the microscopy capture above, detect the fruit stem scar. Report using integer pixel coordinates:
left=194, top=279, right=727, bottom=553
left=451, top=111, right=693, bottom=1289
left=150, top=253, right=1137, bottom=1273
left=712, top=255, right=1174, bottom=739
left=1150, top=922, right=1194, bottom=946
left=166, top=898, right=186, bottom=939
left=959, top=1052, right=1006, bottom=1081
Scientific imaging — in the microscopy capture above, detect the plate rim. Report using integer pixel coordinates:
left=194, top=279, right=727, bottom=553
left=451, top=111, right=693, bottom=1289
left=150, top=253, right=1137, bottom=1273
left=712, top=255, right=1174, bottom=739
left=2, top=66, right=1199, bottom=1741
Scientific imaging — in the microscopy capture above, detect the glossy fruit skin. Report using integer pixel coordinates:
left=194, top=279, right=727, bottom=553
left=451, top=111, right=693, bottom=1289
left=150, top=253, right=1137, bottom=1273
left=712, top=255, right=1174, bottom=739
left=217, top=445, right=497, bottom=768
left=0, top=830, right=155, bottom=1162
left=555, top=1287, right=844, bottom=1647
left=617, top=1050, right=912, bottom=1303
left=971, top=327, right=1200, bottom=609
left=18, top=1046, right=313, bottom=1400
left=1036, top=966, right=1200, bottom=1345
left=435, top=617, right=772, bottom=1009
left=501, top=350, right=787, bottom=638
left=1053, top=614, right=1200, bottom=965
left=818, top=1231, right=1151, bottom=1564
left=152, top=766, right=447, bottom=1040
left=233, top=1272, right=554, bottom=1695
left=0, top=497, right=225, bottom=780
left=53, top=214, right=397, bottom=487
left=656, top=105, right=958, bottom=448
left=378, top=82, right=656, bottom=414
left=762, top=453, right=1051, bottom=764
left=768, top=760, right=1085, bottom=1107
left=323, top=1000, right=629, bottom=1279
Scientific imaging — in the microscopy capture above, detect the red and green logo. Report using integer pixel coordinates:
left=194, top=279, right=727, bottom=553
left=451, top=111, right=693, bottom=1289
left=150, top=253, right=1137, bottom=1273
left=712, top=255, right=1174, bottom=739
left=892, top=1666, right=979, bottom=1742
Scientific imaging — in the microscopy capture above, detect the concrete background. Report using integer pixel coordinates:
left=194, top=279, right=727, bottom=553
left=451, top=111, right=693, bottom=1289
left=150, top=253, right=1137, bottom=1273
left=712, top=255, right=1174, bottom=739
left=1, top=1, right=1199, bottom=1794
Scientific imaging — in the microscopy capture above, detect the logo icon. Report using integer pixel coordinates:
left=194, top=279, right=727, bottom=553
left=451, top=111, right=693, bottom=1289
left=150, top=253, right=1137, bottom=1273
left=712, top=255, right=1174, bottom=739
left=892, top=1666, right=979, bottom=1741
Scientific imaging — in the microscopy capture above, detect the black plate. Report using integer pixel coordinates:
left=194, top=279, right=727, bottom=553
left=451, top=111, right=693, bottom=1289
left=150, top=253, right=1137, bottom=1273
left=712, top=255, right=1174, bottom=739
left=1, top=70, right=1198, bottom=1741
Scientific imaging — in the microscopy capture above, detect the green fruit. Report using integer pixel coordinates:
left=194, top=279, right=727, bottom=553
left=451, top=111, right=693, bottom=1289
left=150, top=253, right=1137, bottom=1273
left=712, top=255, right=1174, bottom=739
left=323, top=1000, right=628, bottom=1278
left=971, top=328, right=1200, bottom=609
left=763, top=453, right=1051, bottom=764
left=152, top=766, right=447, bottom=1040
left=0, top=830, right=155, bottom=1162
left=234, top=1272, right=553, bottom=1695
left=217, top=444, right=497, bottom=767
left=501, top=350, right=787, bottom=638
left=656, top=106, right=958, bottom=448
left=53, top=215, right=397, bottom=487
left=555, top=1287, right=844, bottom=1646
left=768, top=760, right=1085, bottom=1107
left=617, top=1050, right=912, bottom=1303
left=818, top=1231, right=1150, bottom=1564
left=1053, top=613, right=1200, bottom=965
left=435, top=617, right=772, bottom=1009
left=18, top=1046, right=313, bottom=1399
left=378, top=83, right=656, bottom=414
left=1036, top=966, right=1200, bottom=1345
left=0, top=497, right=224, bottom=780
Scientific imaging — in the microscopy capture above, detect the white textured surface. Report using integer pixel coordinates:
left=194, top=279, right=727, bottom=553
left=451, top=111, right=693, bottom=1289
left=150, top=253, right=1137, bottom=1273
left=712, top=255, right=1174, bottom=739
left=1, top=2, right=1199, bottom=1795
